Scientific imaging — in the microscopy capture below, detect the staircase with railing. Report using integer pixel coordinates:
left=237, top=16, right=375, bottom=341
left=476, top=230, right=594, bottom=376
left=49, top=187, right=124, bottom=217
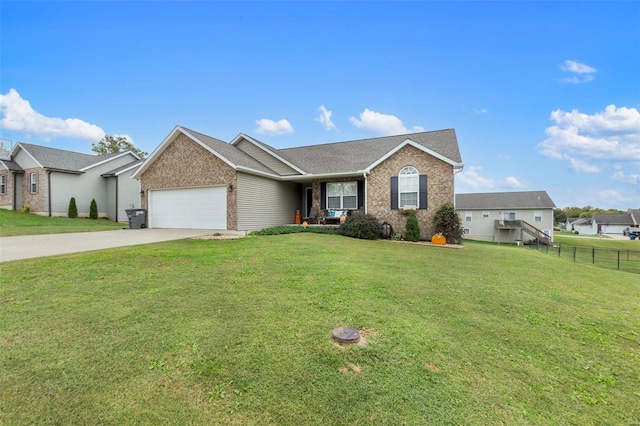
left=494, top=220, right=552, bottom=245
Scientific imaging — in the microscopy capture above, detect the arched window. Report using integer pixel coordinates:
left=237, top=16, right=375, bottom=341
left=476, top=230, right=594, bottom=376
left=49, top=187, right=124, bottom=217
left=399, top=166, right=418, bottom=208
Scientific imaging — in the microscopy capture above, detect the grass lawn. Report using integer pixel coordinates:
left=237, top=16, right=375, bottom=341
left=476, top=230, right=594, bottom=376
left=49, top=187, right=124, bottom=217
left=0, top=209, right=124, bottom=236
left=1, top=234, right=639, bottom=425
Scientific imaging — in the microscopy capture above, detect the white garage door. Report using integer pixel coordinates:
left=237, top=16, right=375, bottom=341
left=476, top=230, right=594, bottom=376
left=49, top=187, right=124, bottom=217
left=149, top=186, right=227, bottom=229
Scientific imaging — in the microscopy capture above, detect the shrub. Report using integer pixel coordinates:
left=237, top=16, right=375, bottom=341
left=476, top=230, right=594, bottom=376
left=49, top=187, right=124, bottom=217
left=432, top=203, right=464, bottom=244
left=68, top=197, right=78, bottom=218
left=338, top=213, right=382, bottom=240
left=405, top=211, right=421, bottom=242
left=22, top=205, right=30, bottom=213
left=90, top=199, right=98, bottom=219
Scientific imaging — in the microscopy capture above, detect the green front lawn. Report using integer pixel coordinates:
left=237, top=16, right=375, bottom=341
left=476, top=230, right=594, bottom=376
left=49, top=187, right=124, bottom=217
left=0, top=209, right=124, bottom=236
left=1, top=235, right=638, bottom=425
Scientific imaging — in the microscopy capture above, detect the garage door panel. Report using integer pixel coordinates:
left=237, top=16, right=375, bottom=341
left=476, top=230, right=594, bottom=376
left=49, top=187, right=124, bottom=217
left=149, top=187, right=227, bottom=229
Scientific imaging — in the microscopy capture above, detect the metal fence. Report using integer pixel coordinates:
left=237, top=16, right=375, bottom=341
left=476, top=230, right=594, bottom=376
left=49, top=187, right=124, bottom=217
left=527, top=243, right=640, bottom=274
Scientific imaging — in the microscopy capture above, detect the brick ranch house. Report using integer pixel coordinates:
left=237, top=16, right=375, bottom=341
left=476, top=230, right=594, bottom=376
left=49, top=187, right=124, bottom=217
left=131, top=126, right=464, bottom=238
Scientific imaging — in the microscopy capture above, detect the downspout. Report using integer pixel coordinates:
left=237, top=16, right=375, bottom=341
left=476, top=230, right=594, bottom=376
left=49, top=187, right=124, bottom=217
left=47, top=170, right=52, bottom=217
left=362, top=171, right=369, bottom=214
left=12, top=171, right=17, bottom=210
left=115, top=176, right=119, bottom=222
left=453, top=165, right=464, bottom=209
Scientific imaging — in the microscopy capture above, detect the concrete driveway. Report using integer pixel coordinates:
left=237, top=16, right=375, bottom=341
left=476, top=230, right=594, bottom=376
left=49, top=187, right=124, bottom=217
left=0, top=229, right=245, bottom=262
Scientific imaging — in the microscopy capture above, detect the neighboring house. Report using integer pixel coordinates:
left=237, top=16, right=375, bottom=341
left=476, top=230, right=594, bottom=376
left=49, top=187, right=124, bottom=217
left=0, top=142, right=141, bottom=222
left=567, top=217, right=591, bottom=233
left=573, top=213, right=636, bottom=235
left=131, top=126, right=464, bottom=237
left=455, top=191, right=556, bottom=244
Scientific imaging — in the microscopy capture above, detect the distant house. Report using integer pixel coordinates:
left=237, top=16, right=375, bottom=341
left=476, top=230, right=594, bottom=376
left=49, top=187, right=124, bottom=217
left=572, top=211, right=638, bottom=235
left=455, top=191, right=556, bottom=244
left=132, top=126, right=463, bottom=236
left=0, top=142, right=142, bottom=222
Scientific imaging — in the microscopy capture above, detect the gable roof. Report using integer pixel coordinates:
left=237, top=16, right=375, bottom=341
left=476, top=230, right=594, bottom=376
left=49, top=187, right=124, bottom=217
left=12, top=143, right=135, bottom=173
left=278, top=129, right=462, bottom=174
left=455, top=191, right=556, bottom=210
left=592, top=214, right=633, bottom=226
left=133, top=126, right=463, bottom=180
left=629, top=209, right=640, bottom=226
left=101, top=159, right=144, bottom=177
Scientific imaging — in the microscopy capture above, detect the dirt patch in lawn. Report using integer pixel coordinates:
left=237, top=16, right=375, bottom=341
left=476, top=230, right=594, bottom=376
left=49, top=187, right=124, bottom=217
left=192, top=233, right=245, bottom=241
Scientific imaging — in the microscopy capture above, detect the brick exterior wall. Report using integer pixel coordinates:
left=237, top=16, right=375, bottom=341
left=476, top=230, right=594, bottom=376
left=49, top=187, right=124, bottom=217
left=140, top=133, right=238, bottom=229
left=367, top=145, right=454, bottom=239
left=22, top=168, right=47, bottom=214
left=0, top=171, right=12, bottom=209
left=307, top=145, right=455, bottom=239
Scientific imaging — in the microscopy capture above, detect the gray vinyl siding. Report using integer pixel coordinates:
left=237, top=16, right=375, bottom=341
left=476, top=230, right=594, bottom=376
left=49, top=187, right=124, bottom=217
left=235, top=139, right=300, bottom=176
left=118, top=173, right=141, bottom=221
left=13, top=150, right=39, bottom=169
left=105, top=177, right=117, bottom=219
left=236, top=172, right=301, bottom=230
left=49, top=155, right=137, bottom=217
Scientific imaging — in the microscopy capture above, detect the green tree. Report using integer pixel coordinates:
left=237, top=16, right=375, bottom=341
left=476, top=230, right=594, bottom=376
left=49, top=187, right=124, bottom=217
left=92, top=135, right=147, bottom=158
left=89, top=199, right=98, bottom=219
left=432, top=203, right=464, bottom=244
left=405, top=211, right=421, bottom=242
left=554, top=208, right=567, bottom=225
left=68, top=197, right=78, bottom=218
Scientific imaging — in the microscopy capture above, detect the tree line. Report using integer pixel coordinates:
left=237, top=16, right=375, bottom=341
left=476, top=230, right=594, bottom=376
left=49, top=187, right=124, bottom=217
left=554, top=206, right=628, bottom=225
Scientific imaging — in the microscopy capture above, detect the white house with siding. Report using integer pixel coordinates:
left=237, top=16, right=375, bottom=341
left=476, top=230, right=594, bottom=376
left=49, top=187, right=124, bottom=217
left=455, top=191, right=556, bottom=244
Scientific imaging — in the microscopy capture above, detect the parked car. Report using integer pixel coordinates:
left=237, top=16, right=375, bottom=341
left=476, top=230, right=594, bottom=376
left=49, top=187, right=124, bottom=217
left=624, top=227, right=640, bottom=237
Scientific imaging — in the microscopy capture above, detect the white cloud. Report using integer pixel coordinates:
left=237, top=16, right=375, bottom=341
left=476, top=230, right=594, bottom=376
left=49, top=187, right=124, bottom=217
left=596, top=189, right=633, bottom=205
left=0, top=88, right=105, bottom=141
left=538, top=105, right=640, bottom=172
left=315, top=105, right=336, bottom=131
left=569, top=158, right=601, bottom=173
left=612, top=169, right=640, bottom=185
left=349, top=108, right=423, bottom=136
left=560, top=60, right=596, bottom=74
left=504, top=176, right=524, bottom=188
left=559, top=60, right=596, bottom=84
left=455, top=166, right=525, bottom=192
left=475, top=108, right=488, bottom=114
left=255, top=118, right=294, bottom=136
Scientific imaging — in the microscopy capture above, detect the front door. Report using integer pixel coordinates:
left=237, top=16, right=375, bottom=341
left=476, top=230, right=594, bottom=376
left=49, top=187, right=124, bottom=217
left=306, top=187, right=313, bottom=217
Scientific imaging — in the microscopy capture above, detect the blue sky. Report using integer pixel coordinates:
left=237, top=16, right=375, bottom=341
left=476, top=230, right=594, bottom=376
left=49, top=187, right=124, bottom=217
left=1, top=1, right=638, bottom=210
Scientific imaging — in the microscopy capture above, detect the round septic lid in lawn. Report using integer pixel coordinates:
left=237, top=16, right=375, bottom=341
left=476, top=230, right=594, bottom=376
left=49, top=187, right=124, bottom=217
left=331, top=326, right=360, bottom=344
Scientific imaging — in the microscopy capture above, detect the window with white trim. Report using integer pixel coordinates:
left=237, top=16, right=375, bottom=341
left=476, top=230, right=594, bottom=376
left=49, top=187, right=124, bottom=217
left=482, top=211, right=489, bottom=218
left=327, top=182, right=357, bottom=209
left=399, top=166, right=419, bottom=208
left=534, top=211, right=542, bottom=222
left=30, top=172, right=38, bottom=194
left=502, top=212, right=516, bottom=220
left=465, top=211, right=472, bottom=222
left=0, top=175, right=6, bottom=195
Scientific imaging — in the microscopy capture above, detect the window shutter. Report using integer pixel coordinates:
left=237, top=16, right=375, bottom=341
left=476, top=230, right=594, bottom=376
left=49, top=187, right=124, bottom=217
left=390, top=176, right=398, bottom=210
left=419, top=175, right=428, bottom=209
left=357, top=180, right=364, bottom=209
left=320, top=183, right=326, bottom=210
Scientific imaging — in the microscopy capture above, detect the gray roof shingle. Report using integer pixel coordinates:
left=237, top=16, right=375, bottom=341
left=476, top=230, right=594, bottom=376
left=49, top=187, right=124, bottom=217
left=277, top=129, right=462, bottom=174
left=455, top=191, right=556, bottom=209
left=593, top=214, right=633, bottom=225
left=183, top=128, right=278, bottom=175
left=17, top=143, right=126, bottom=172
left=0, top=159, right=24, bottom=172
